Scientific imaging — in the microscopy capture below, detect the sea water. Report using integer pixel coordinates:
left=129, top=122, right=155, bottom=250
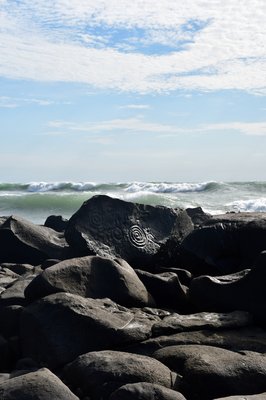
left=0, top=181, right=266, bottom=224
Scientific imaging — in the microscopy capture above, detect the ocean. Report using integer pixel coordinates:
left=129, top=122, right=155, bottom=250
left=0, top=181, right=266, bottom=225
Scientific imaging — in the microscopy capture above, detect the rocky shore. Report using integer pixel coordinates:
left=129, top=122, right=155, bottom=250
left=0, top=195, right=266, bottom=400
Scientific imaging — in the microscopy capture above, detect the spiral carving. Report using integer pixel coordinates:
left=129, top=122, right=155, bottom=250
left=128, top=225, right=147, bottom=247
left=88, top=211, right=103, bottom=231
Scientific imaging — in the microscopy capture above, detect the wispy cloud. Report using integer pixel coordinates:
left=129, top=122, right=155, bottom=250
left=119, top=104, right=151, bottom=110
left=48, top=117, right=177, bottom=134
left=0, top=96, right=58, bottom=108
left=203, top=122, right=266, bottom=136
left=47, top=118, right=266, bottom=137
left=2, top=1, right=264, bottom=93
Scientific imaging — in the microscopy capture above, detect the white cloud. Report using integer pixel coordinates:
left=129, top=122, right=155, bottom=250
left=47, top=118, right=266, bottom=137
left=0, top=96, right=68, bottom=108
left=48, top=117, right=177, bottom=133
left=1, top=0, right=266, bottom=93
left=119, top=104, right=151, bottom=110
left=203, top=122, right=266, bottom=136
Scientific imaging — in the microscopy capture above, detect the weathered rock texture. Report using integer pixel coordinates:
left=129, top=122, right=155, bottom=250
left=65, top=195, right=193, bottom=266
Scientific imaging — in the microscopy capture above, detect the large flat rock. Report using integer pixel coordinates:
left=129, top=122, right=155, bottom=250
left=20, top=293, right=158, bottom=369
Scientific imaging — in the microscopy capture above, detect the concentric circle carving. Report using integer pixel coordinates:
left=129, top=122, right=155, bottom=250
left=128, top=225, right=147, bottom=247
left=88, top=210, right=103, bottom=231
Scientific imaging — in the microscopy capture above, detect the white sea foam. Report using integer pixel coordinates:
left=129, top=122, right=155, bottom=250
left=227, top=198, right=266, bottom=212
left=125, top=181, right=212, bottom=193
left=26, top=181, right=97, bottom=192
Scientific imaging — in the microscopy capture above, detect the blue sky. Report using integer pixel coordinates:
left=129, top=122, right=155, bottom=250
left=1, top=0, right=266, bottom=182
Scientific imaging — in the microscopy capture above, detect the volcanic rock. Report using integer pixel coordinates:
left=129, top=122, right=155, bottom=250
left=181, top=212, right=266, bottom=274
left=214, top=394, right=266, bottom=399
left=135, top=269, right=192, bottom=312
left=25, top=256, right=154, bottom=307
left=189, top=251, right=266, bottom=323
left=44, top=215, right=68, bottom=232
left=0, top=368, right=79, bottom=399
left=0, top=305, right=23, bottom=338
left=0, top=216, right=69, bottom=265
left=154, top=345, right=266, bottom=400
left=109, top=382, right=186, bottom=400
left=64, top=350, right=177, bottom=399
left=125, top=326, right=266, bottom=357
left=0, top=274, right=37, bottom=306
left=65, top=195, right=193, bottom=267
left=20, top=293, right=158, bottom=369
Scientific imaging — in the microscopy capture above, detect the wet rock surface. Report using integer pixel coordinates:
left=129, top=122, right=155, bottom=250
left=0, top=197, right=265, bottom=399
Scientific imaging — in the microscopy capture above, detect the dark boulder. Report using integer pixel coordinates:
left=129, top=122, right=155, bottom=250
left=0, top=267, right=19, bottom=289
left=154, top=345, right=266, bottom=400
left=189, top=251, right=266, bottom=323
left=20, top=293, right=158, bottom=369
left=0, top=305, right=23, bottom=338
left=65, top=195, right=193, bottom=267
left=214, top=393, right=266, bottom=399
left=0, top=335, right=8, bottom=371
left=64, top=350, right=176, bottom=399
left=181, top=212, right=266, bottom=274
left=0, top=368, right=79, bottom=399
left=0, top=274, right=37, bottom=306
left=185, top=206, right=212, bottom=227
left=153, top=235, right=216, bottom=276
left=125, top=326, right=266, bottom=357
left=0, top=263, right=34, bottom=276
left=25, top=256, right=155, bottom=307
left=109, top=382, right=186, bottom=400
left=44, top=215, right=68, bottom=232
left=135, top=269, right=192, bottom=312
left=0, top=216, right=69, bottom=265
left=151, top=310, right=252, bottom=337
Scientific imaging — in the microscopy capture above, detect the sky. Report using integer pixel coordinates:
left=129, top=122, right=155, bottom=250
left=1, top=0, right=266, bottom=183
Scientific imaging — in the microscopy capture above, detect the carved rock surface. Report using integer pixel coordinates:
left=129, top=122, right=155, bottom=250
left=25, top=256, right=154, bottom=307
left=65, top=195, right=193, bottom=267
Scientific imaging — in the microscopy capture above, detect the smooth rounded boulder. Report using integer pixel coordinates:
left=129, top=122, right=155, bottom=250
left=154, top=344, right=266, bottom=400
left=109, top=382, right=186, bottom=400
left=214, top=393, right=266, bottom=399
left=64, top=350, right=176, bottom=399
left=25, top=256, right=154, bottom=307
left=65, top=195, right=193, bottom=267
left=0, top=368, right=79, bottom=399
